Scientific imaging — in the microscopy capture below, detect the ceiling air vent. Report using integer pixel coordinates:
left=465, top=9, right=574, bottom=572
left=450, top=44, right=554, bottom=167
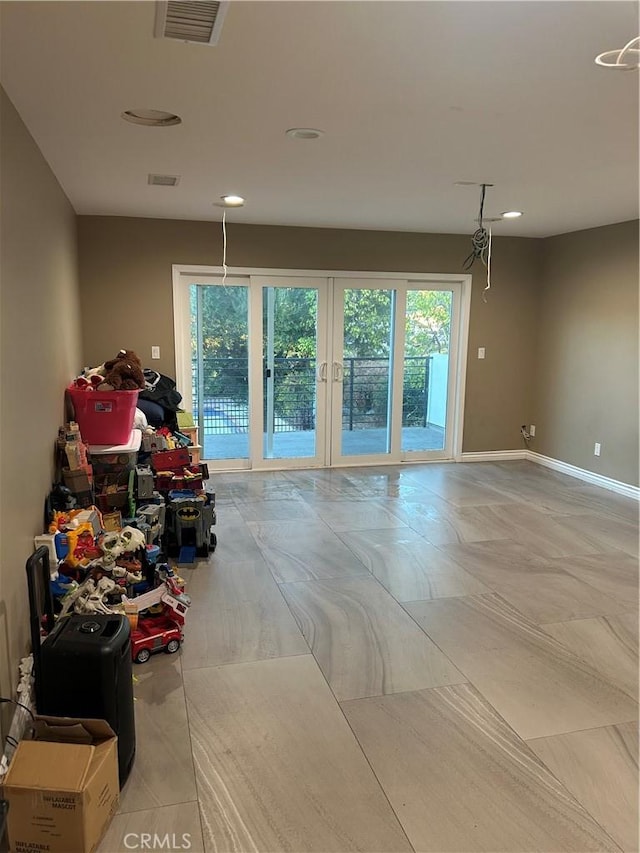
left=154, top=1, right=229, bottom=45
left=148, top=174, right=181, bottom=186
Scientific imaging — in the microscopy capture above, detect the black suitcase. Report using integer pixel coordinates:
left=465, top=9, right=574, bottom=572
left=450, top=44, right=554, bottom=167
left=26, top=549, right=136, bottom=785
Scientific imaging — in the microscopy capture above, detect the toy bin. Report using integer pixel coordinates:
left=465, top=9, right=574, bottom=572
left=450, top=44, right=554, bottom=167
left=68, top=387, right=139, bottom=445
left=89, top=429, right=142, bottom=475
left=151, top=447, right=190, bottom=471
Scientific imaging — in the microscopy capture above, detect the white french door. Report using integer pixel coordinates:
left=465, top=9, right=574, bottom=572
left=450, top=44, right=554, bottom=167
left=173, top=267, right=470, bottom=470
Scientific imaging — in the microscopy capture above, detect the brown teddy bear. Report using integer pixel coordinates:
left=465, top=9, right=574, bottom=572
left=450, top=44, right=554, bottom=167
left=99, top=349, right=145, bottom=391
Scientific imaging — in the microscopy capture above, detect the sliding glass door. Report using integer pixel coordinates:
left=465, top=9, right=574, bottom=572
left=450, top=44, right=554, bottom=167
left=331, top=279, right=398, bottom=464
left=330, top=279, right=458, bottom=465
left=190, top=279, right=251, bottom=465
left=253, top=276, right=327, bottom=467
left=177, top=269, right=466, bottom=469
left=401, top=288, right=453, bottom=454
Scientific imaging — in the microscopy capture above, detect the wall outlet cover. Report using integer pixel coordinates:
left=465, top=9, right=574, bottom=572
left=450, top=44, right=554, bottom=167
left=151, top=346, right=160, bottom=359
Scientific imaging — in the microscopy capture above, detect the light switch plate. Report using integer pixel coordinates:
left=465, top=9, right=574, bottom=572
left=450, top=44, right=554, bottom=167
left=478, top=347, right=485, bottom=359
left=151, top=346, right=160, bottom=359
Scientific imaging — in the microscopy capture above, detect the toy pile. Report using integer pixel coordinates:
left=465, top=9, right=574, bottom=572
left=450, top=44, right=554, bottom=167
left=39, top=407, right=218, bottom=663
left=41, top=500, right=192, bottom=664
left=54, top=420, right=216, bottom=557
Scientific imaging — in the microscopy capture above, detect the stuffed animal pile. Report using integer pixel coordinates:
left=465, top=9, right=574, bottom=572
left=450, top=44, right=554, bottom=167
left=75, top=349, right=145, bottom=391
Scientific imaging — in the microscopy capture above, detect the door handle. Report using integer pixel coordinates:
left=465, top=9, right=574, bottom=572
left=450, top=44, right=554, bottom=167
left=332, top=362, right=344, bottom=382
left=317, top=362, right=327, bottom=382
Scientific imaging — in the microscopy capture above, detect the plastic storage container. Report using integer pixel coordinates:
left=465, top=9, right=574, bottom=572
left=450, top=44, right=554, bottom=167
left=89, top=429, right=142, bottom=474
left=68, top=387, right=139, bottom=445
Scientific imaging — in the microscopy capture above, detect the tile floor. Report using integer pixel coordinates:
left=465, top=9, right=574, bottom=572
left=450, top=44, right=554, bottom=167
left=99, top=461, right=639, bottom=853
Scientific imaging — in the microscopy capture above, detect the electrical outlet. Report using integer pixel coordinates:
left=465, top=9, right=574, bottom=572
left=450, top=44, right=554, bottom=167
left=151, top=346, right=160, bottom=359
left=478, top=347, right=485, bottom=359
left=529, top=424, right=536, bottom=437
left=594, top=442, right=601, bottom=456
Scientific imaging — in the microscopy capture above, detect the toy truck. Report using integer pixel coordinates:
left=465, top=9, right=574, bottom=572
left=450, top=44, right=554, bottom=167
left=123, top=576, right=191, bottom=664
left=130, top=616, right=183, bottom=663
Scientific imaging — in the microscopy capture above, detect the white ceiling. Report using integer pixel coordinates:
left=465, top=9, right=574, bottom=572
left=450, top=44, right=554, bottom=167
left=1, top=0, right=638, bottom=237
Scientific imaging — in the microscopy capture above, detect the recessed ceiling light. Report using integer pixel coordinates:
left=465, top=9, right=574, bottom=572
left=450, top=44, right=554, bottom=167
left=215, top=195, right=245, bottom=208
left=501, top=210, right=523, bottom=219
left=286, top=127, right=324, bottom=140
left=122, top=109, right=182, bottom=127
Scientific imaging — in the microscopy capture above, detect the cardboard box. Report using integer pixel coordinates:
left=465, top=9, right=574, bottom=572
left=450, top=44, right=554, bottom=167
left=63, top=467, right=93, bottom=493
left=2, top=716, right=119, bottom=853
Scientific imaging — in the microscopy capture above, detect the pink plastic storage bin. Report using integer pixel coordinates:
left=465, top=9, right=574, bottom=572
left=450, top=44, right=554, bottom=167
left=68, top=387, right=139, bottom=445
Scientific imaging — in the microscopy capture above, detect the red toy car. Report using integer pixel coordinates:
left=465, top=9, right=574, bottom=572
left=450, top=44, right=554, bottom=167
left=131, top=615, right=183, bottom=663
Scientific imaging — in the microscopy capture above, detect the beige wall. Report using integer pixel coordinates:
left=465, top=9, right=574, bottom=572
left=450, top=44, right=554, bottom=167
left=77, top=216, right=542, bottom=452
left=0, top=89, right=81, bottom=711
left=534, top=220, right=639, bottom=486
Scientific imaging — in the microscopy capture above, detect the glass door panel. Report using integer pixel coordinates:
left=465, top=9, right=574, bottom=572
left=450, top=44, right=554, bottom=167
left=332, top=282, right=398, bottom=463
left=190, top=283, right=250, bottom=461
left=402, top=289, right=452, bottom=453
left=262, top=286, right=319, bottom=460
left=341, top=288, right=394, bottom=456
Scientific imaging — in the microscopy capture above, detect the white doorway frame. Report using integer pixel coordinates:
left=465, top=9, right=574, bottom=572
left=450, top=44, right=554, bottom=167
left=172, top=265, right=471, bottom=469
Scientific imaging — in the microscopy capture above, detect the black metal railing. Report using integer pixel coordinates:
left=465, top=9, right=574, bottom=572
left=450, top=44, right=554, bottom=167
left=192, top=356, right=432, bottom=434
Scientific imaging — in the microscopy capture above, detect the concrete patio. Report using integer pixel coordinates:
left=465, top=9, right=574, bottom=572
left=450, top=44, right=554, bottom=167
left=202, top=425, right=445, bottom=461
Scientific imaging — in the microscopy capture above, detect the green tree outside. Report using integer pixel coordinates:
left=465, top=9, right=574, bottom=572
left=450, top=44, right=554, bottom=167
left=190, top=284, right=452, bottom=428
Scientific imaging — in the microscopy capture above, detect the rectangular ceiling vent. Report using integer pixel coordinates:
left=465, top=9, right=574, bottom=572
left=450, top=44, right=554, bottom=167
left=154, top=1, right=229, bottom=45
left=148, top=174, right=181, bottom=187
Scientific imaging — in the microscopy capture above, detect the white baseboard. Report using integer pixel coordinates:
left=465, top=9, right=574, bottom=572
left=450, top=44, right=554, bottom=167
left=458, top=450, right=528, bottom=462
left=525, top=451, right=640, bottom=500
left=458, top=449, right=639, bottom=499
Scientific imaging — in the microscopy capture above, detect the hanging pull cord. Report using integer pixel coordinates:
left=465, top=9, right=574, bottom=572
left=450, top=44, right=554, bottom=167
left=221, top=209, right=228, bottom=285
left=482, top=225, right=492, bottom=302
